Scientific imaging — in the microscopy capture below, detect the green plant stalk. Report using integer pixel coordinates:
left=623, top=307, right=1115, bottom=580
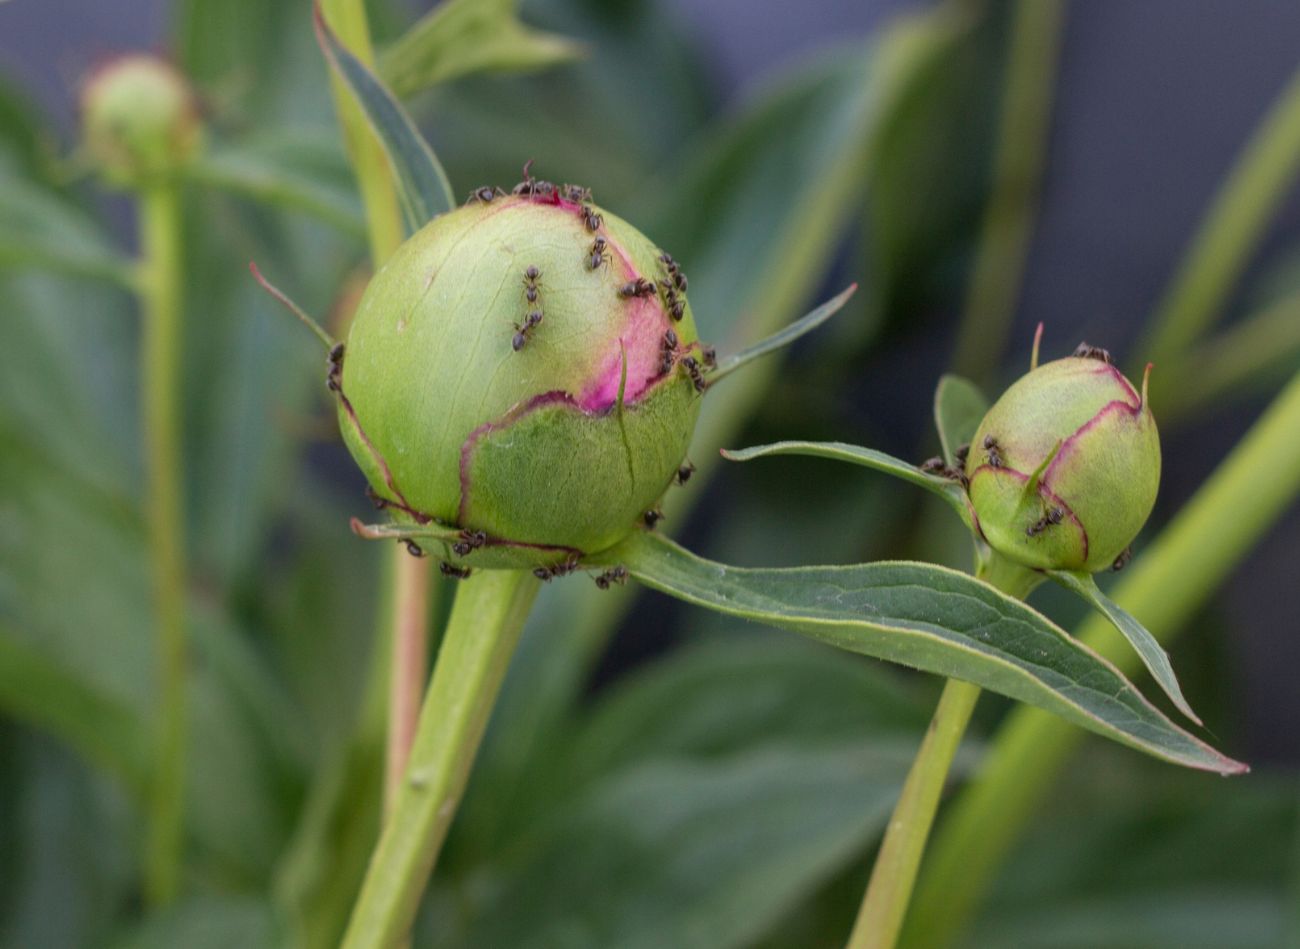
left=950, top=0, right=1064, bottom=385
left=1140, top=63, right=1300, bottom=370
left=137, top=181, right=187, bottom=907
left=319, top=0, right=431, bottom=819
left=902, top=366, right=1300, bottom=949
left=341, top=570, right=540, bottom=949
left=846, top=552, right=1039, bottom=949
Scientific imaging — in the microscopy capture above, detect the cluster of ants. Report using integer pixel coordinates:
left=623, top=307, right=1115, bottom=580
left=513, top=265, right=544, bottom=351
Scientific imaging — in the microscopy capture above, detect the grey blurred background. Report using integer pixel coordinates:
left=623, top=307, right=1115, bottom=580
left=2, top=0, right=1297, bottom=759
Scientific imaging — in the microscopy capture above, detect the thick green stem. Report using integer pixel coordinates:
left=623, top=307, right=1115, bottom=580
left=1140, top=63, right=1300, bottom=371
left=341, top=570, right=540, bottom=949
left=903, top=367, right=1300, bottom=949
left=137, top=181, right=188, bottom=907
left=385, top=554, right=430, bottom=815
left=846, top=553, right=1039, bottom=949
left=950, top=0, right=1064, bottom=384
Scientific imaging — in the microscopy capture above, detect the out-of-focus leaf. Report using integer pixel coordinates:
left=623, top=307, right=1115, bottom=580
left=724, top=440, right=973, bottom=530
left=314, top=2, right=454, bottom=231
left=934, top=374, right=988, bottom=466
left=1049, top=569, right=1201, bottom=726
left=599, top=531, right=1245, bottom=774
left=380, top=0, right=583, bottom=99
left=112, top=895, right=280, bottom=949
left=0, top=175, right=135, bottom=287
left=189, top=133, right=365, bottom=236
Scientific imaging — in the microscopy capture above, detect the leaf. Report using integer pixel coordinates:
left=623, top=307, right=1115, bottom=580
left=1048, top=569, right=1202, bottom=726
left=0, top=175, right=136, bottom=288
left=596, top=532, right=1246, bottom=775
left=188, top=133, right=365, bottom=237
left=313, top=1, right=454, bottom=232
left=379, top=0, right=584, bottom=99
left=709, top=285, right=858, bottom=385
left=933, top=373, right=989, bottom=466
left=722, top=440, right=973, bottom=531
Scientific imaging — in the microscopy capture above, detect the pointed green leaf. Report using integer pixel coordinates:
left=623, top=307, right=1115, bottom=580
left=934, top=373, right=988, bottom=466
left=313, top=1, right=454, bottom=232
left=596, top=532, right=1245, bottom=775
left=722, top=439, right=973, bottom=531
left=1048, top=569, right=1202, bottom=726
left=709, top=285, right=857, bottom=385
left=379, top=0, right=584, bottom=99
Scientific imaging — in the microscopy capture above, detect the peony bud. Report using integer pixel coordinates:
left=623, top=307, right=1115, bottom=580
left=337, top=184, right=704, bottom=567
left=81, top=55, right=202, bottom=187
left=964, top=347, right=1160, bottom=573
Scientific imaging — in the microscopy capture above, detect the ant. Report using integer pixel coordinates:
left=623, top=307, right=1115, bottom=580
left=402, top=540, right=426, bottom=558
left=440, top=561, right=472, bottom=579
left=563, top=183, right=592, bottom=203
left=920, top=456, right=968, bottom=487
left=658, top=329, right=679, bottom=374
left=676, top=461, right=695, bottom=485
left=513, top=311, right=543, bottom=351
left=326, top=341, right=345, bottom=391
left=465, top=185, right=505, bottom=205
left=451, top=529, right=487, bottom=557
left=619, top=278, right=656, bottom=299
left=1073, top=342, right=1112, bottom=364
left=581, top=204, right=603, bottom=232
left=643, top=508, right=665, bottom=529
left=533, top=556, right=580, bottom=582
left=658, top=279, right=686, bottom=321
left=983, top=434, right=1004, bottom=469
left=701, top=345, right=716, bottom=370
left=588, top=236, right=610, bottom=271
left=954, top=443, right=970, bottom=467
left=522, top=266, right=542, bottom=302
left=1026, top=506, right=1064, bottom=537
left=593, top=566, right=629, bottom=590
left=511, top=159, right=536, bottom=196
left=681, top=355, right=707, bottom=393
left=1112, top=545, right=1133, bottom=572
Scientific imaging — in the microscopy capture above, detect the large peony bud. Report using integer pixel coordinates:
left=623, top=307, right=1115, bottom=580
left=964, top=346, right=1160, bottom=573
left=337, top=182, right=705, bottom=568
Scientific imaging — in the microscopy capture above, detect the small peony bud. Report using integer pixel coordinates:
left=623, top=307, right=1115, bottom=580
left=964, top=348, right=1160, bottom=573
left=337, top=188, right=704, bottom=566
left=81, top=55, right=202, bottom=187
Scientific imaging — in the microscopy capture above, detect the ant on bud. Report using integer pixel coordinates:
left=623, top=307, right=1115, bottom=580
left=955, top=443, right=970, bottom=467
left=676, top=461, right=695, bottom=485
left=658, top=329, right=679, bottom=374
left=1026, top=506, right=1064, bottom=537
left=658, top=279, right=686, bottom=321
left=593, top=565, right=629, bottom=590
left=513, top=311, right=543, bottom=352
left=1111, top=545, right=1133, bottom=572
left=983, top=435, right=1004, bottom=469
left=326, top=341, right=345, bottom=391
left=1072, top=342, right=1112, bottom=364
left=451, top=529, right=487, bottom=557
left=404, top=540, right=426, bottom=558
left=512, top=159, right=539, bottom=197
left=643, top=508, right=665, bottom=529
left=701, top=345, right=716, bottom=370
left=619, top=278, right=656, bottom=299
left=920, top=456, right=969, bottom=487
left=581, top=204, right=603, bottom=232
left=563, top=183, right=592, bottom=203
left=533, top=556, right=580, bottom=582
left=681, top=355, right=707, bottom=393
left=440, top=561, right=472, bottom=579
left=465, top=185, right=505, bottom=205
left=588, top=236, right=609, bottom=271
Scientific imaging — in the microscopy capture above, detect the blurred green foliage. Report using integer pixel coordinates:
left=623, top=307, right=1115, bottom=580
left=1, top=1, right=1297, bottom=947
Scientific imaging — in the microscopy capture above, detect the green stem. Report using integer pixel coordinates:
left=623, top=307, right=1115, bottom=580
left=137, top=181, right=188, bottom=907
left=341, top=570, right=539, bottom=949
left=384, top=553, right=431, bottom=815
left=1140, top=63, right=1300, bottom=371
left=902, top=367, right=1300, bottom=949
left=950, top=0, right=1064, bottom=385
left=846, top=553, right=1039, bottom=949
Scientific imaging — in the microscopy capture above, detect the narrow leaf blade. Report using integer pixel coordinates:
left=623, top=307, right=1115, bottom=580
left=599, top=532, right=1244, bottom=775
left=1049, top=569, right=1203, bottom=726
left=313, top=1, right=454, bottom=231
left=710, top=285, right=857, bottom=384
left=722, top=439, right=973, bottom=530
left=934, top=373, right=988, bottom=466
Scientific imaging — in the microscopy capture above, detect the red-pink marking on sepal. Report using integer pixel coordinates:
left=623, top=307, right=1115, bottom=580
left=577, top=295, right=670, bottom=411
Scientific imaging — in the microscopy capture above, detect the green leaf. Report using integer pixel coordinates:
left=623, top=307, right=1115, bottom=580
left=709, top=285, right=858, bottom=385
left=0, top=175, right=135, bottom=288
left=597, top=532, right=1245, bottom=775
left=1048, top=569, right=1202, bottom=726
left=933, top=373, right=989, bottom=466
left=313, top=1, right=454, bottom=231
left=379, top=0, right=584, bottom=99
left=188, top=132, right=365, bottom=237
left=722, top=440, right=973, bottom=531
